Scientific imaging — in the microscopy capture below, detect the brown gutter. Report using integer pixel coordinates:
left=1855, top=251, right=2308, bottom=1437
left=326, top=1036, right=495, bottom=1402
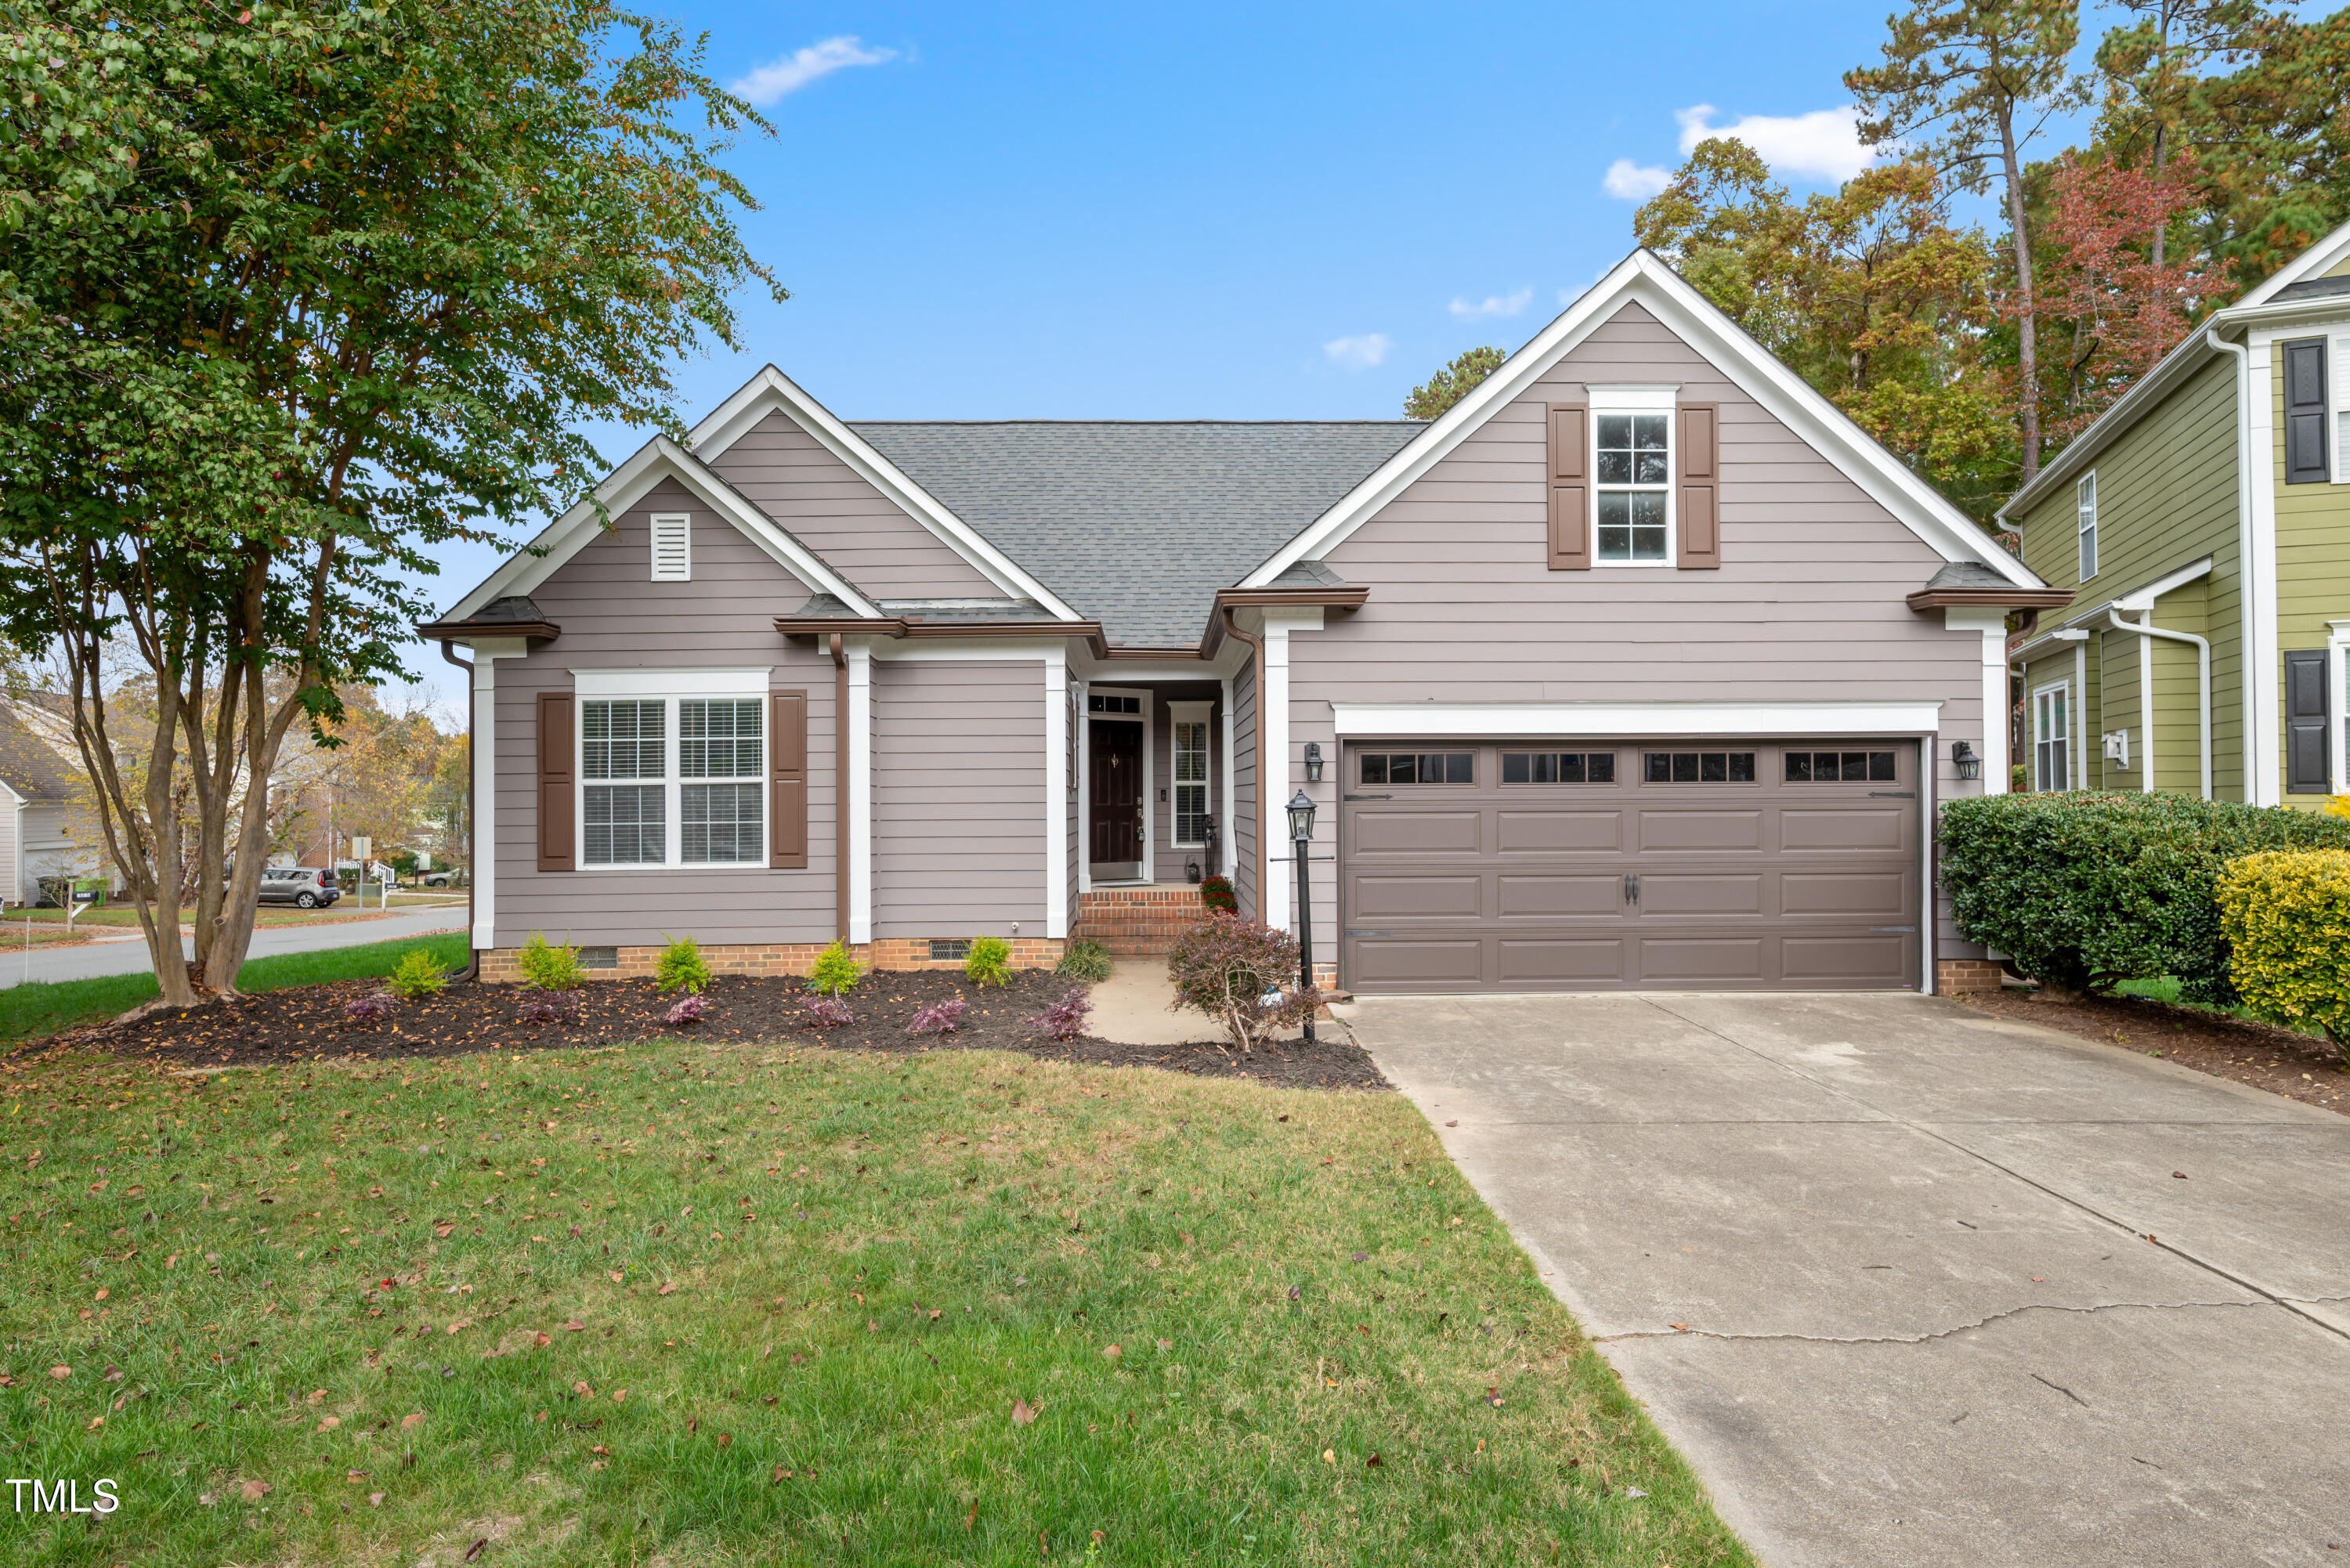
left=1904, top=586, right=2074, bottom=612
left=774, top=616, right=1106, bottom=643
left=1213, top=586, right=1370, bottom=610
left=830, top=632, right=850, bottom=945
left=1220, top=607, right=1267, bottom=923
left=436, top=640, right=480, bottom=982
left=417, top=618, right=562, bottom=642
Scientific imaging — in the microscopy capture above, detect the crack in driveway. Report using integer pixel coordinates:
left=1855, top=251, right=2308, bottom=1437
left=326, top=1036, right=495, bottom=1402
left=1593, top=1295, right=2276, bottom=1348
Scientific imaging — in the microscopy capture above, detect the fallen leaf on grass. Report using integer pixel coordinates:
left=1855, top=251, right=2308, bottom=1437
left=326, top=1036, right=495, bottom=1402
left=368, top=1491, right=385, bottom=1507
left=48, top=1366, right=69, bottom=1381
left=1366, top=1453, right=1383, bottom=1468
left=1101, top=1344, right=1120, bottom=1360
left=306, top=1389, right=328, bottom=1405
left=316, top=1415, right=340, bottom=1431
left=611, top=1389, right=626, bottom=1404
left=85, top=1417, right=103, bottom=1431
left=1010, top=1399, right=1039, bottom=1426
left=401, top=1412, right=425, bottom=1430
left=446, top=1319, right=471, bottom=1335
left=608, top=1271, right=624, bottom=1284
left=533, top=1332, right=551, bottom=1348
left=573, top=1382, right=594, bottom=1398
left=1322, top=1449, right=1336, bottom=1465
left=565, top=1321, right=584, bottom=1331
left=657, top=1282, right=677, bottom=1296
left=345, top=1469, right=368, bottom=1483
left=465, top=1537, right=488, bottom=1561
left=434, top=1223, right=454, bottom=1238
left=715, top=1433, right=731, bottom=1447
left=240, top=1479, right=272, bottom=1501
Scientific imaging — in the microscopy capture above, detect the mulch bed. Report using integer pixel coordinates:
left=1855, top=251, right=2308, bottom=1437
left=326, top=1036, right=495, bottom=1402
left=1954, top=984, right=2350, bottom=1117
left=46, top=969, right=1390, bottom=1091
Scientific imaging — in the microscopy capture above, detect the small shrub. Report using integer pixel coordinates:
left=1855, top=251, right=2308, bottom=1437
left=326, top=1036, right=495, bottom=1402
left=663, top=994, right=709, bottom=1028
left=804, top=995, right=855, bottom=1030
left=1032, top=987, right=1093, bottom=1042
left=342, top=993, right=396, bottom=1026
left=1054, top=938, right=1112, bottom=981
left=2218, top=850, right=2350, bottom=1062
left=515, top=930, right=582, bottom=991
left=516, top=992, right=577, bottom=1026
left=908, top=996, right=968, bottom=1035
left=387, top=948, right=449, bottom=999
left=656, top=934, right=712, bottom=995
left=1166, top=913, right=1316, bottom=1053
left=964, top=934, right=1012, bottom=988
left=807, top=940, right=861, bottom=996
left=1198, top=875, right=1238, bottom=915
left=1938, top=792, right=2350, bottom=1000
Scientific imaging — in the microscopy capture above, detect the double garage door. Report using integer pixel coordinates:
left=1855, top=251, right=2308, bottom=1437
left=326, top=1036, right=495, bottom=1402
left=1341, top=739, right=1922, bottom=993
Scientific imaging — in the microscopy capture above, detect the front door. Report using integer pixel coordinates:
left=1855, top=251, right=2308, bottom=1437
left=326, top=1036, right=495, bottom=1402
left=1089, top=720, right=1144, bottom=873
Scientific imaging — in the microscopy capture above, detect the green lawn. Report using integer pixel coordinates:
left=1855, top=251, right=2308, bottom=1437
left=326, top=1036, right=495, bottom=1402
left=0, top=1038, right=1752, bottom=1566
left=0, top=932, right=471, bottom=1042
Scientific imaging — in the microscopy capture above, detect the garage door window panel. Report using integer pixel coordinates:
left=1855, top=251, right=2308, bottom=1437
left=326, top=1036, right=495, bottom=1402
left=1643, top=750, right=1755, bottom=783
left=1784, top=750, right=1897, bottom=782
left=1359, top=752, right=1474, bottom=785
left=1502, top=750, right=1615, bottom=784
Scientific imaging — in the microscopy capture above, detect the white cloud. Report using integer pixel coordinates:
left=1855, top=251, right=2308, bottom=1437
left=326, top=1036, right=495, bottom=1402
left=1676, top=104, right=1874, bottom=183
left=729, top=36, right=897, bottom=107
left=1603, top=159, right=1672, bottom=201
left=1448, top=287, right=1534, bottom=320
left=1323, top=333, right=1391, bottom=371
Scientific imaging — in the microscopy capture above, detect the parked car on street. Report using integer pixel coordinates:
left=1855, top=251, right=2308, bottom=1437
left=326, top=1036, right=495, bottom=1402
left=420, top=868, right=464, bottom=887
left=256, top=867, right=341, bottom=909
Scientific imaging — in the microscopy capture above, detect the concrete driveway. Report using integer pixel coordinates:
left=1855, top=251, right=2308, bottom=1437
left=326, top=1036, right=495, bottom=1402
left=1341, top=991, right=2350, bottom=1568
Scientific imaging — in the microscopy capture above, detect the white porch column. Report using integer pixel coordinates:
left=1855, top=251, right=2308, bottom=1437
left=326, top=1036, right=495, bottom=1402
left=1044, top=649, right=1068, bottom=939
left=847, top=641, right=873, bottom=944
left=1260, top=622, right=1291, bottom=930
left=464, top=639, right=528, bottom=949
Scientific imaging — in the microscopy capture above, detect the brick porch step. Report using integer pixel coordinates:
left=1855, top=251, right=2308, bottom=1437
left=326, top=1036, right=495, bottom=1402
left=1075, top=886, right=1215, bottom=957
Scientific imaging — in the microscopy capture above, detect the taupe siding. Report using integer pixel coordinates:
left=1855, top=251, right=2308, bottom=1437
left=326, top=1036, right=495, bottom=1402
left=1231, top=663, right=1258, bottom=920
left=872, top=659, right=1047, bottom=936
left=704, top=412, right=1000, bottom=598
left=1306, top=302, right=1990, bottom=963
left=492, top=476, right=839, bottom=947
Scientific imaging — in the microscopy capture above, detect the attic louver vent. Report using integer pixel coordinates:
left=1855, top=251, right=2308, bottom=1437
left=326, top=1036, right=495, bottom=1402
left=650, top=514, right=691, bottom=581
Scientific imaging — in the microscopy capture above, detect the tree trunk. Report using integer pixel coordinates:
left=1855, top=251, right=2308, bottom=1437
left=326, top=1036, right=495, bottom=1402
left=2149, top=121, right=2168, bottom=267
left=1998, top=99, right=2041, bottom=487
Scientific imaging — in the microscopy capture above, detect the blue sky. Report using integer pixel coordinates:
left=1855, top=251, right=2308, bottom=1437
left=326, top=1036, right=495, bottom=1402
left=406, top=0, right=1966, bottom=701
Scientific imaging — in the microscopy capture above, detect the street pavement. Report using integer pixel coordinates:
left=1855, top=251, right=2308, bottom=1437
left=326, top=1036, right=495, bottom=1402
left=0, top=900, right=468, bottom=988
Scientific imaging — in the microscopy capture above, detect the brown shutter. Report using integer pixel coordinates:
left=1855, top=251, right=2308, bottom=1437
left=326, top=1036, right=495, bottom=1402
left=769, top=690, right=808, bottom=868
left=1678, top=402, right=1720, bottom=569
left=1547, top=403, right=1589, bottom=570
left=536, top=692, right=574, bottom=872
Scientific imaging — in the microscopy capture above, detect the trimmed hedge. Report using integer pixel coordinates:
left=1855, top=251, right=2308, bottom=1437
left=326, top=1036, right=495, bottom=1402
left=2217, top=851, right=2350, bottom=1057
left=1938, top=792, right=2350, bottom=999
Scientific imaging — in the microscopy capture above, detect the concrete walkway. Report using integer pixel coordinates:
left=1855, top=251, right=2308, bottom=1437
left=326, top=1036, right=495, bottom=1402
left=0, top=902, right=468, bottom=988
left=1341, top=991, right=2350, bottom=1568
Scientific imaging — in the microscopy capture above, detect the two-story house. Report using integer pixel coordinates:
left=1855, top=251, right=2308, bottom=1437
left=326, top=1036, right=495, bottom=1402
left=2003, top=217, right=2350, bottom=805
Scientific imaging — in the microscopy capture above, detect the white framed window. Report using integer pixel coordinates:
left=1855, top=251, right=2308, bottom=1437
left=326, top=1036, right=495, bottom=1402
left=650, top=514, right=691, bottom=581
left=2334, top=338, right=2350, bottom=484
left=2032, top=682, right=2070, bottom=793
left=1170, top=701, right=1212, bottom=847
left=580, top=683, right=765, bottom=869
left=1594, top=410, right=1672, bottom=564
left=2076, top=473, right=2097, bottom=581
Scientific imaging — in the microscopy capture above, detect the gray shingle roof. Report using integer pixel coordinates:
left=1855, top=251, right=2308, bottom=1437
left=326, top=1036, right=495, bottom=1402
left=1918, top=561, right=2019, bottom=592
left=0, top=702, right=80, bottom=805
left=848, top=421, right=1423, bottom=647
left=2275, top=274, right=2350, bottom=302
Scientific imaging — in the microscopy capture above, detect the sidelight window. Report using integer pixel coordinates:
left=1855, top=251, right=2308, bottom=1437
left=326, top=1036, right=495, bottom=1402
left=1173, top=720, right=1209, bottom=846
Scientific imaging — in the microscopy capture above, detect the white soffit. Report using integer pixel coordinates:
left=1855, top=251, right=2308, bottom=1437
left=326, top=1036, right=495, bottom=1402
left=1330, top=701, right=1947, bottom=738
left=688, top=365, right=1083, bottom=621
left=1246, top=251, right=2042, bottom=591
left=444, top=438, right=880, bottom=624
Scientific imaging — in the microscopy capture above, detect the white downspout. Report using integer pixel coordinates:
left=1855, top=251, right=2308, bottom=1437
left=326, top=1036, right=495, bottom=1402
left=2107, top=609, right=2213, bottom=800
left=2207, top=330, right=2269, bottom=803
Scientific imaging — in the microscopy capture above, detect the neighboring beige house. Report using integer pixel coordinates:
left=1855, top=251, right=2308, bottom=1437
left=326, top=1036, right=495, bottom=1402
left=0, top=699, right=95, bottom=906
left=423, top=249, right=2065, bottom=997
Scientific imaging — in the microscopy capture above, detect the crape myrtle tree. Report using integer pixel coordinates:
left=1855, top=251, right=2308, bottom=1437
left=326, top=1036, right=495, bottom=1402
left=0, top=0, right=782, bottom=1007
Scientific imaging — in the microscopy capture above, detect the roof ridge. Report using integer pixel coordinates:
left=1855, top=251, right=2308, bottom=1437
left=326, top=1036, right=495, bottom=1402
left=843, top=418, right=1429, bottom=428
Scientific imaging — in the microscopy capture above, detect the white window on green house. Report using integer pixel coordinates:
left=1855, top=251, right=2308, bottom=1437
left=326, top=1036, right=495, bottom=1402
left=2034, top=683, right=2070, bottom=792
left=2076, top=471, right=2097, bottom=581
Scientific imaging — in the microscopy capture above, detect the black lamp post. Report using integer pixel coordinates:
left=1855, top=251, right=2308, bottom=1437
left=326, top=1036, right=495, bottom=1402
left=1287, top=788, right=1318, bottom=1043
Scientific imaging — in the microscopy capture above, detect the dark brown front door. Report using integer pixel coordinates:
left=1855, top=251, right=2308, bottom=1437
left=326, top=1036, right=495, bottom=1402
left=1089, top=721, right=1143, bottom=865
left=1341, top=740, right=1922, bottom=992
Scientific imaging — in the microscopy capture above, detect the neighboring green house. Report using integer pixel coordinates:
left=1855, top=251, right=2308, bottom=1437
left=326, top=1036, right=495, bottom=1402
left=2001, top=217, right=2350, bottom=807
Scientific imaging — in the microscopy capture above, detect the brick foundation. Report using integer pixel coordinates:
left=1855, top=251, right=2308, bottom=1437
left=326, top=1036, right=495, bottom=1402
left=1936, top=959, right=2005, bottom=995
left=1074, top=886, right=1213, bottom=957
left=479, top=937, right=1064, bottom=984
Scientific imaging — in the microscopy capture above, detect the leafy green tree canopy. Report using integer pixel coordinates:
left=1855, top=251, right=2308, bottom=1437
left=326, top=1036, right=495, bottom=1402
left=1404, top=346, right=1506, bottom=421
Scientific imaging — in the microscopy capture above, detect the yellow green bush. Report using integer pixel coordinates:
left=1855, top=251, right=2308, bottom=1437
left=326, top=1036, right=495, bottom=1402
left=2217, top=850, right=2350, bottom=1062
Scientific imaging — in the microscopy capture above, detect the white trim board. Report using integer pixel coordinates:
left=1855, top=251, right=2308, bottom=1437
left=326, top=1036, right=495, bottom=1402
left=685, top=365, right=1083, bottom=620
left=1246, top=250, right=2043, bottom=591
left=571, top=667, right=772, bottom=697
left=445, top=437, right=880, bottom=624
left=1329, top=702, right=1947, bottom=738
